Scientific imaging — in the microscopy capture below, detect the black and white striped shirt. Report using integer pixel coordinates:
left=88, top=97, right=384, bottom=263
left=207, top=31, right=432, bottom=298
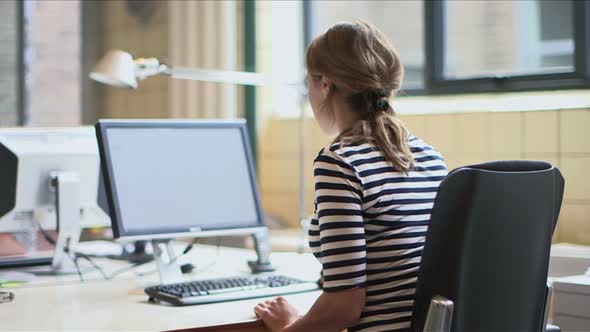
left=308, top=135, right=447, bottom=332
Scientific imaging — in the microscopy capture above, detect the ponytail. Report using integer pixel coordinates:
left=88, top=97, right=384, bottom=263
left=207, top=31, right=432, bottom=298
left=369, top=110, right=415, bottom=174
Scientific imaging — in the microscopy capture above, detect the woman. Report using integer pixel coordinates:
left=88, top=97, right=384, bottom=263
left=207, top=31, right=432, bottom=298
left=254, top=21, right=448, bottom=332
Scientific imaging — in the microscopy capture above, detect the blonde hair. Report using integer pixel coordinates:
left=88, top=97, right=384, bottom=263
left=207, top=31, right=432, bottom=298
left=306, top=21, right=414, bottom=173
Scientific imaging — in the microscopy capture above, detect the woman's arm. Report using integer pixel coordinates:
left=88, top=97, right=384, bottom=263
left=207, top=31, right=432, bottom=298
left=287, top=287, right=365, bottom=331
left=254, top=287, right=365, bottom=332
left=255, top=149, right=367, bottom=331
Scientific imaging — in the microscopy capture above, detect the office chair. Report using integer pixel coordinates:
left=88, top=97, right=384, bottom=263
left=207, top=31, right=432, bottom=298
left=411, top=161, right=564, bottom=332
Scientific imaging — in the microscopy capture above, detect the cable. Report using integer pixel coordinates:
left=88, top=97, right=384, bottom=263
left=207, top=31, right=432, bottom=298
left=133, top=239, right=200, bottom=277
left=108, top=239, right=202, bottom=280
left=36, top=219, right=151, bottom=281
left=75, top=252, right=109, bottom=280
left=136, top=238, right=221, bottom=277
left=72, top=256, right=84, bottom=282
left=63, top=238, right=84, bottom=282
left=135, top=268, right=158, bottom=277
left=106, top=261, right=151, bottom=280
left=37, top=222, right=83, bottom=281
left=169, top=239, right=198, bottom=264
left=37, top=221, right=56, bottom=246
left=192, top=237, right=222, bottom=274
left=36, top=220, right=108, bottom=281
left=35, top=221, right=224, bottom=281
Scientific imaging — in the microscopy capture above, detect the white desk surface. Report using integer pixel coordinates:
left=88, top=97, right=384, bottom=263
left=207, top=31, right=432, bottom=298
left=553, top=274, right=590, bottom=294
left=0, top=244, right=322, bottom=331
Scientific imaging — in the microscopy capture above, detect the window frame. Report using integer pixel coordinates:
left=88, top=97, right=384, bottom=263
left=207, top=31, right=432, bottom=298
left=16, top=0, right=29, bottom=125
left=244, top=0, right=257, bottom=165
left=304, top=0, right=590, bottom=96
left=423, top=0, right=590, bottom=95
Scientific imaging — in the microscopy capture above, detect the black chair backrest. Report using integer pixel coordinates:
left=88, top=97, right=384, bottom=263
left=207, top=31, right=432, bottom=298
left=412, top=160, right=565, bottom=332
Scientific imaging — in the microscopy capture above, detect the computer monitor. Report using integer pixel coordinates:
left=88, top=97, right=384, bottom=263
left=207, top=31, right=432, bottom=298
left=95, top=119, right=272, bottom=281
left=0, top=127, right=110, bottom=268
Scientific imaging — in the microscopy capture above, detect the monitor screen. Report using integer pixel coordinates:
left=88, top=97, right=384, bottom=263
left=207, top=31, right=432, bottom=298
left=97, top=121, right=264, bottom=239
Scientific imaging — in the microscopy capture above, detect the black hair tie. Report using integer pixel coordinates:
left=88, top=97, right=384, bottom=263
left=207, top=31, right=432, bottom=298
left=369, top=89, right=389, bottom=112
left=374, top=98, right=389, bottom=112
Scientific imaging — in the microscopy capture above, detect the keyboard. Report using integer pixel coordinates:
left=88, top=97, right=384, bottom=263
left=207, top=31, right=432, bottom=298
left=145, top=274, right=320, bottom=306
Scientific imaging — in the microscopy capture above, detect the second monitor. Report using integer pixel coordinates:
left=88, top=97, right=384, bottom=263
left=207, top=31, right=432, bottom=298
left=0, top=127, right=110, bottom=270
left=95, top=119, right=273, bottom=282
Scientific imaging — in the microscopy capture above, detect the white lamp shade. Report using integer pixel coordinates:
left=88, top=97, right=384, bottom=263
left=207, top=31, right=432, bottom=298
left=89, top=49, right=138, bottom=89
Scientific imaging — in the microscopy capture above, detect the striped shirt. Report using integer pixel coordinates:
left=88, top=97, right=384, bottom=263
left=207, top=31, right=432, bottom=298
left=308, top=135, right=447, bottom=332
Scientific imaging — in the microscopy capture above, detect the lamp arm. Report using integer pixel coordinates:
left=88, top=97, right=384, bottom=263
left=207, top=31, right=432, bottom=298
left=134, top=58, right=170, bottom=81
left=167, top=67, right=306, bottom=90
left=168, top=67, right=273, bottom=86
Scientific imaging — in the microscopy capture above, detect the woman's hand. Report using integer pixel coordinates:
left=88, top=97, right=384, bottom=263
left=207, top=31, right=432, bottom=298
left=254, top=296, right=300, bottom=332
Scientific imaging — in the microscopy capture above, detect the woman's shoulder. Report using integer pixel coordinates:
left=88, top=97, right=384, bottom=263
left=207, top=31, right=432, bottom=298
left=315, top=139, right=376, bottom=161
left=314, top=134, right=442, bottom=164
left=408, top=134, right=444, bottom=155
left=318, top=134, right=427, bottom=157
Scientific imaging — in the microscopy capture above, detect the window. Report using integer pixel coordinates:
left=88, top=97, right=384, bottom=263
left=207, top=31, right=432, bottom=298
left=537, top=1, right=574, bottom=71
left=306, top=0, right=425, bottom=90
left=256, top=0, right=305, bottom=118
left=0, top=0, right=81, bottom=127
left=445, top=1, right=573, bottom=79
left=427, top=0, right=589, bottom=94
left=305, top=0, right=590, bottom=95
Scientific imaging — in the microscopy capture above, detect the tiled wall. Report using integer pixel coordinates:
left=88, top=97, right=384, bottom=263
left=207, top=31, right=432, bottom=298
left=258, top=109, right=590, bottom=245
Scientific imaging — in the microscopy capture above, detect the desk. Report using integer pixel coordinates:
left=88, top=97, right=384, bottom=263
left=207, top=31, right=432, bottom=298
left=553, top=275, right=590, bottom=331
left=0, top=245, right=322, bottom=331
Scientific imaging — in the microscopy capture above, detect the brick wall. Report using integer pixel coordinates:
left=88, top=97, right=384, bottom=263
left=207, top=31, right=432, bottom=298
left=29, top=0, right=80, bottom=126
left=0, top=0, right=18, bottom=126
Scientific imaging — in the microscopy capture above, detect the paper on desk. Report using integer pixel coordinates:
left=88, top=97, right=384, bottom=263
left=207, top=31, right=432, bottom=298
left=75, top=240, right=123, bottom=256
left=0, top=271, right=35, bottom=287
left=551, top=243, right=590, bottom=258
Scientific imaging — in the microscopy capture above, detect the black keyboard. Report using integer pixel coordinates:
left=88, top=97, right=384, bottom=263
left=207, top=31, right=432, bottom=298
left=145, top=274, right=320, bottom=306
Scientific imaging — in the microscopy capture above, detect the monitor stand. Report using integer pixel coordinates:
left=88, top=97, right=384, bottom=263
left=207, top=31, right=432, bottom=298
left=151, top=230, right=276, bottom=285
left=248, top=231, right=275, bottom=273
left=48, top=171, right=82, bottom=274
left=107, top=240, right=154, bottom=264
left=151, top=239, right=184, bottom=285
left=50, top=172, right=81, bottom=273
left=18, top=172, right=90, bottom=276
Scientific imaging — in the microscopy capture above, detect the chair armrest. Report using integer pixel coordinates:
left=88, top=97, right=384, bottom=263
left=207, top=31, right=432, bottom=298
left=423, top=295, right=454, bottom=332
left=543, top=282, right=552, bottom=330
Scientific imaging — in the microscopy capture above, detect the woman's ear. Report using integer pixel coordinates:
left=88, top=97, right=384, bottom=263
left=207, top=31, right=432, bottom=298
left=320, top=76, right=334, bottom=99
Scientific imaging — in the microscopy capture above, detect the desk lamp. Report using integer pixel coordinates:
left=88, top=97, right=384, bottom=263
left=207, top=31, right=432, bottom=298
left=90, top=49, right=289, bottom=88
left=90, top=49, right=310, bottom=258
